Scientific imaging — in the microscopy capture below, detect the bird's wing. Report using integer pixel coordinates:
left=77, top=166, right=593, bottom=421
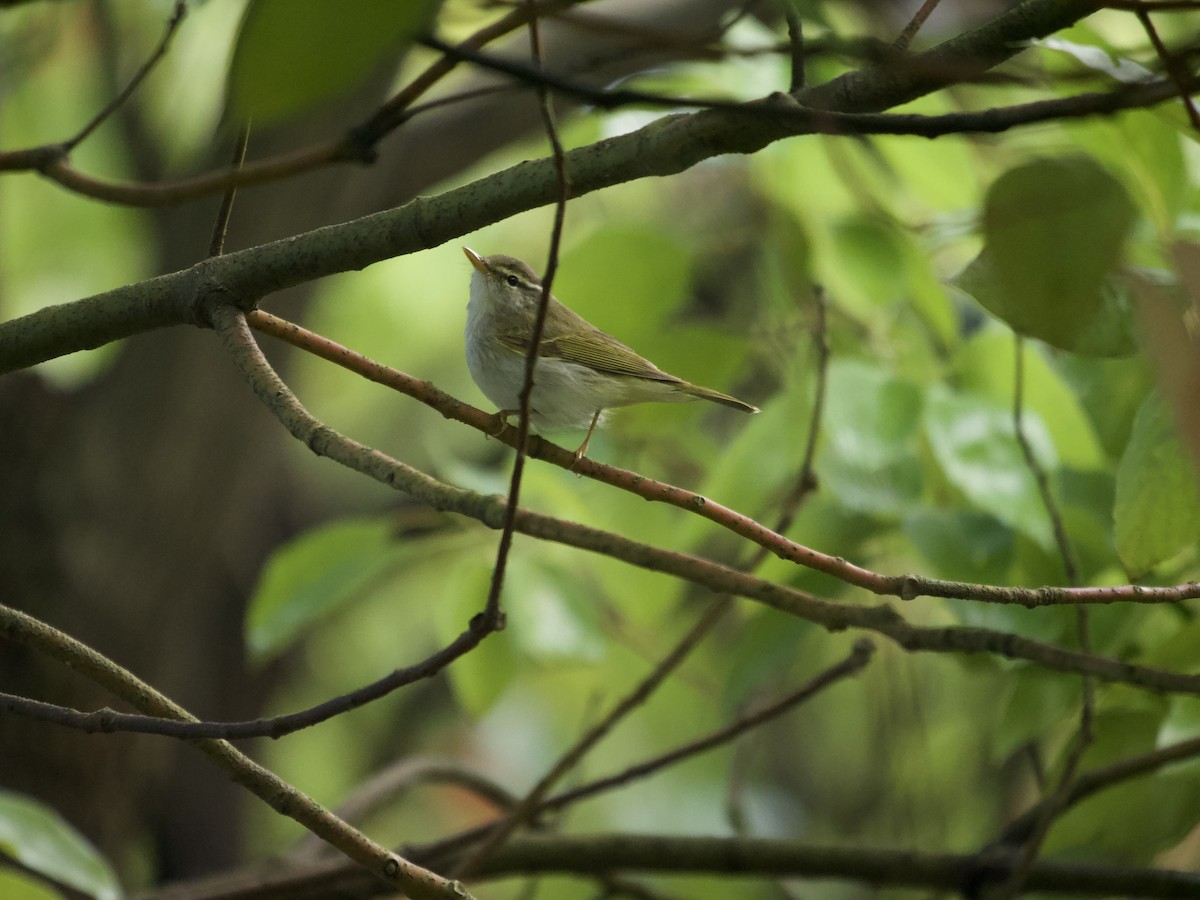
left=497, top=329, right=683, bottom=384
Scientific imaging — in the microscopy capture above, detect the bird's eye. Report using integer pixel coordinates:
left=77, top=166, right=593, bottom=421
left=506, top=275, right=520, bottom=287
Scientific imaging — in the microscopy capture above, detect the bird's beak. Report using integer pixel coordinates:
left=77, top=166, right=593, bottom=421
left=463, top=247, right=489, bottom=275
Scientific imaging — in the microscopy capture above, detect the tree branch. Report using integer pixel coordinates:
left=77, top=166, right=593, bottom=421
left=0, top=602, right=471, bottom=900
left=242, top=310, right=1200, bottom=611
left=198, top=303, right=1200, bottom=697
left=137, top=831, right=1200, bottom=900
left=2, top=0, right=1171, bottom=378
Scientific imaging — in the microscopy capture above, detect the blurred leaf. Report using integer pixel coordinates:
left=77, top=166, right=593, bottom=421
left=953, top=156, right=1137, bottom=356
left=831, top=215, right=906, bottom=306
left=818, top=360, right=923, bottom=516
left=956, top=327, right=1105, bottom=470
left=1039, top=35, right=1153, bottom=83
left=1135, top=253, right=1200, bottom=474
left=1050, top=352, right=1153, bottom=459
left=1114, top=392, right=1200, bottom=578
left=0, top=791, right=120, bottom=900
left=953, top=253, right=1137, bottom=358
left=1139, top=615, right=1200, bottom=675
left=1063, top=111, right=1188, bottom=233
left=226, top=0, right=440, bottom=124
left=505, top=557, right=607, bottom=664
left=903, top=509, right=1013, bottom=585
left=555, top=226, right=692, bottom=346
left=681, top=374, right=813, bottom=551
left=1051, top=468, right=1119, bottom=584
left=434, top=555, right=519, bottom=714
left=722, top=607, right=815, bottom=706
left=247, top=517, right=413, bottom=659
left=995, top=666, right=1079, bottom=759
left=0, top=869, right=64, bottom=900
left=1045, top=709, right=1191, bottom=864
left=924, top=386, right=1055, bottom=549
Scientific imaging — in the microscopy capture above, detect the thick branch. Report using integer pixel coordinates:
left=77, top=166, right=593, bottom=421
left=139, top=832, right=1200, bottom=900
left=0, top=0, right=1106, bottom=373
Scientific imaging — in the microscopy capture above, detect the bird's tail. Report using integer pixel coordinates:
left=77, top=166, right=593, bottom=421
left=683, top=383, right=759, bottom=414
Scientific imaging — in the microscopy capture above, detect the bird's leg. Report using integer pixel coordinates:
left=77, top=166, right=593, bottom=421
left=489, top=409, right=516, bottom=438
left=572, top=410, right=602, bottom=468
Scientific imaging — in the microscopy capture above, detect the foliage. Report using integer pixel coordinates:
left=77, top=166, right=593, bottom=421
left=1, top=1, right=1199, bottom=899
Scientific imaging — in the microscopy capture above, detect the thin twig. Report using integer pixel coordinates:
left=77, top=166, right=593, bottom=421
left=481, top=0, right=572, bottom=626
left=350, top=0, right=588, bottom=147
left=983, top=336, right=1095, bottom=900
left=291, top=757, right=519, bottom=861
left=208, top=125, right=250, bottom=258
left=64, top=1, right=187, bottom=151
left=1134, top=4, right=1200, bottom=133
left=183, top=311, right=1200, bottom=698
left=0, top=598, right=473, bottom=900
left=0, top=617, right=492, bottom=739
left=893, top=0, right=944, bottom=53
left=1012, top=337, right=1080, bottom=585
left=130, top=830, right=1200, bottom=900
left=1105, top=0, right=1200, bottom=12
left=998, top=732, right=1200, bottom=846
left=770, top=285, right=828, bottom=536
left=537, top=640, right=875, bottom=815
left=1, top=0, right=585, bottom=204
left=783, top=3, right=806, bottom=91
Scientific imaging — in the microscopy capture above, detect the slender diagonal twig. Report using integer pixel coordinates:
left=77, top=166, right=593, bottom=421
left=998, top=732, right=1200, bottom=846
left=538, top=640, right=875, bottom=814
left=1012, top=338, right=1080, bottom=585
left=208, top=125, right=250, bottom=258
left=770, top=286, right=829, bottom=537
left=893, top=0, right=944, bottom=53
left=482, top=0, right=573, bottom=627
left=63, top=1, right=187, bottom=151
left=981, top=337, right=1095, bottom=900
left=191, top=311, right=1200, bottom=697
left=290, top=756, right=520, bottom=861
left=1134, top=4, right=1200, bottom=132
left=0, top=616, right=492, bottom=739
left=783, top=3, right=806, bottom=92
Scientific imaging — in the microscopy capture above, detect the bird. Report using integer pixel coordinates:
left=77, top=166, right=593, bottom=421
left=463, top=247, right=758, bottom=460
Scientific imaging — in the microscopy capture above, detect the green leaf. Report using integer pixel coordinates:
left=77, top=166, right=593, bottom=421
left=226, top=0, right=441, bottom=124
left=952, top=252, right=1137, bottom=358
left=1050, top=353, right=1153, bottom=458
left=818, top=360, right=923, bottom=516
left=0, top=868, right=65, bottom=900
left=0, top=791, right=120, bottom=900
left=923, top=386, right=1056, bottom=549
left=1044, top=709, right=1192, bottom=864
left=1039, top=35, right=1154, bottom=84
left=1114, top=392, right=1200, bottom=578
left=831, top=215, right=906, bottom=306
left=434, top=555, right=518, bottom=715
left=903, top=509, right=1014, bottom=585
left=246, top=517, right=411, bottom=659
left=504, top=557, right=606, bottom=664
left=954, top=156, right=1137, bottom=355
left=554, top=226, right=693, bottom=357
